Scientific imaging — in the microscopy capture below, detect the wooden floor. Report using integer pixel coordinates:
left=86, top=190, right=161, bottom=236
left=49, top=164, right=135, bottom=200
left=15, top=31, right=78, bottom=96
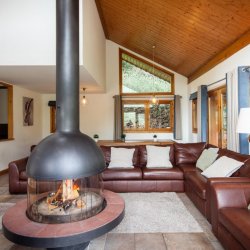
left=0, top=174, right=224, bottom=250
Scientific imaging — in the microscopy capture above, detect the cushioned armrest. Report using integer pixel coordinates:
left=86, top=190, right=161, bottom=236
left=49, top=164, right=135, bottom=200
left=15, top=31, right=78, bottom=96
left=8, top=157, right=29, bottom=194
left=9, top=157, right=29, bottom=173
left=207, top=177, right=250, bottom=186
left=211, top=182, right=250, bottom=235
left=206, top=177, right=250, bottom=222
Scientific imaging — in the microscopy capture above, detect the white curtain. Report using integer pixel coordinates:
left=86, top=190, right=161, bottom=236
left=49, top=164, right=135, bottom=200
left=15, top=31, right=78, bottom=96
left=226, top=69, right=239, bottom=152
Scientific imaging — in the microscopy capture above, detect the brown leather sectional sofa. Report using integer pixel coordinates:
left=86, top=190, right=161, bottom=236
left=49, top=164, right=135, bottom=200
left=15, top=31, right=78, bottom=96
left=8, top=142, right=250, bottom=249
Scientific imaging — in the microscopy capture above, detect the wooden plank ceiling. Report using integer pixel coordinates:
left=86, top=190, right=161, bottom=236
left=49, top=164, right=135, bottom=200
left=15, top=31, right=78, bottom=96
left=96, top=0, right=250, bottom=82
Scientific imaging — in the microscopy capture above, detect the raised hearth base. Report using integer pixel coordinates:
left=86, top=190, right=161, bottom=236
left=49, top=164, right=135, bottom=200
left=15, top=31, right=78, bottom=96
left=2, top=190, right=124, bottom=250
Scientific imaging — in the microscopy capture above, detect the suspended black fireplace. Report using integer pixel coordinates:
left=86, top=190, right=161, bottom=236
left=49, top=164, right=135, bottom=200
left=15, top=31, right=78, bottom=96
left=2, top=1, right=124, bottom=250
left=26, top=0, right=105, bottom=224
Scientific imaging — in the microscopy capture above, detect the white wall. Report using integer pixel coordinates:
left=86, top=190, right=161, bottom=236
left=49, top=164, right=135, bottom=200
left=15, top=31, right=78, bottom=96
left=42, top=40, right=189, bottom=141
left=82, top=0, right=106, bottom=89
left=188, top=44, right=250, bottom=142
left=0, top=85, right=42, bottom=171
left=0, top=89, right=8, bottom=123
left=0, top=0, right=55, bottom=65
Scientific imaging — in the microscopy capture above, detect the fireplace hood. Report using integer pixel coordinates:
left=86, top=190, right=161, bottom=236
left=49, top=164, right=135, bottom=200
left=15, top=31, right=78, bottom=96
left=26, top=0, right=105, bottom=180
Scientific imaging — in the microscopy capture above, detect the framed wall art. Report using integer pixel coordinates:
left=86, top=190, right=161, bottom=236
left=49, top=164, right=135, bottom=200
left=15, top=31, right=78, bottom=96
left=23, top=97, right=33, bottom=126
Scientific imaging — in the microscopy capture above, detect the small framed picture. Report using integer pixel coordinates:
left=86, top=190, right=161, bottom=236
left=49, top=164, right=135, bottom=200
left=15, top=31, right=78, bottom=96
left=23, top=97, right=33, bottom=126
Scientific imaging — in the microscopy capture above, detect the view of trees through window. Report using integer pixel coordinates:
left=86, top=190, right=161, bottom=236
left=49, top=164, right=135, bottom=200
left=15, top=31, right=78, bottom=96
left=120, top=49, right=174, bottom=133
left=122, top=60, right=171, bottom=93
left=123, top=103, right=145, bottom=130
left=150, top=103, right=171, bottom=129
left=123, top=101, right=173, bottom=132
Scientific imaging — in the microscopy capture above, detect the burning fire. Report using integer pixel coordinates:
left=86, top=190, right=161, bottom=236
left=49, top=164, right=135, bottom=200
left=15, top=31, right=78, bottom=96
left=46, top=179, right=85, bottom=211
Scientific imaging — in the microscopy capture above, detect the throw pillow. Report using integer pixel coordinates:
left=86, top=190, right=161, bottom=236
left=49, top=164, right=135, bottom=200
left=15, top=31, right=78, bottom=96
left=201, top=156, right=244, bottom=178
left=146, top=145, right=173, bottom=168
left=196, top=148, right=219, bottom=171
left=108, top=147, right=135, bottom=168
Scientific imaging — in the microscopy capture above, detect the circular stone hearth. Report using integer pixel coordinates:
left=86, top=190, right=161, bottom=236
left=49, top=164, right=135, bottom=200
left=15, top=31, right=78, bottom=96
left=2, top=190, right=125, bottom=250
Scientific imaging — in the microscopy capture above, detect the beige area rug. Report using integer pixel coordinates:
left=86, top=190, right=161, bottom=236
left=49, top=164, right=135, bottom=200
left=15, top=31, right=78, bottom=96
left=0, top=203, right=15, bottom=230
left=111, top=192, right=203, bottom=233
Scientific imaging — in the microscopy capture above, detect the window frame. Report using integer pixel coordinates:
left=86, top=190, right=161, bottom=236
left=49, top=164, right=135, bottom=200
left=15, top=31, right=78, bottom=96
left=122, top=99, right=174, bottom=133
left=119, top=49, right=175, bottom=96
left=0, top=81, right=13, bottom=141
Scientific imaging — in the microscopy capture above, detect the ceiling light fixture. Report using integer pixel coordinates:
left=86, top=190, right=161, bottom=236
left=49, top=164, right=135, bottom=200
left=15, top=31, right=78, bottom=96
left=151, top=45, right=159, bottom=105
left=81, top=87, right=87, bottom=106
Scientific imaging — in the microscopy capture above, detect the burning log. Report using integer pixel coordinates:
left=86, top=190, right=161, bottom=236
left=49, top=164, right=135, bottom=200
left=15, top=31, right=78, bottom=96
left=46, top=179, right=81, bottom=211
left=62, top=180, right=79, bottom=201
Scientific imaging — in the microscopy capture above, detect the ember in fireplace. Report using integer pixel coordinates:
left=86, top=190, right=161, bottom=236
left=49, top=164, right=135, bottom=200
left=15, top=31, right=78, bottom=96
left=27, top=176, right=104, bottom=224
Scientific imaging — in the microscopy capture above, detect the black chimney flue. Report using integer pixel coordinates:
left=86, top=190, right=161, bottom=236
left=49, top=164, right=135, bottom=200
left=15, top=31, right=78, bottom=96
left=56, top=0, right=79, bottom=132
left=26, top=0, right=106, bottom=180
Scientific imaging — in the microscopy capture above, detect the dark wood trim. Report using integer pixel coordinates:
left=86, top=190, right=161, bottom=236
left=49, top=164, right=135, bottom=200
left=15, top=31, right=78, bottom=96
left=119, top=48, right=175, bottom=95
left=0, top=168, right=8, bottom=176
left=192, top=99, right=197, bottom=133
left=50, top=106, right=56, bottom=133
left=97, top=140, right=174, bottom=147
left=8, top=85, right=13, bottom=139
left=95, top=0, right=109, bottom=39
left=0, top=81, right=13, bottom=140
left=208, top=85, right=226, bottom=94
left=188, top=30, right=250, bottom=83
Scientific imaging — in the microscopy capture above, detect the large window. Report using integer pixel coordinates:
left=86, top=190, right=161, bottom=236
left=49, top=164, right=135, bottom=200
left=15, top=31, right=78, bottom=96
left=120, top=49, right=175, bottom=133
left=120, top=49, right=174, bottom=95
left=123, top=100, right=174, bottom=133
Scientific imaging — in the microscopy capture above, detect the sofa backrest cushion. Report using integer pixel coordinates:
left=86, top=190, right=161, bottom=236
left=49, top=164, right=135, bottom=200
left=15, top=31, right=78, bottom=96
left=100, top=146, right=140, bottom=168
left=174, top=142, right=206, bottom=165
left=139, top=144, right=175, bottom=168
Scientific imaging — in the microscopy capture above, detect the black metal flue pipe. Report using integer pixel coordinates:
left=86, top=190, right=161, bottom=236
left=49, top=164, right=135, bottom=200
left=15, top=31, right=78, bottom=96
left=26, top=0, right=105, bottom=181
left=56, top=0, right=79, bottom=132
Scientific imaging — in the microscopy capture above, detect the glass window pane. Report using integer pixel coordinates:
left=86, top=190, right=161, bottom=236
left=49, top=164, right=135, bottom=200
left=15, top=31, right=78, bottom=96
left=123, top=104, right=145, bottom=130
left=149, top=104, right=171, bottom=129
left=122, top=60, right=171, bottom=94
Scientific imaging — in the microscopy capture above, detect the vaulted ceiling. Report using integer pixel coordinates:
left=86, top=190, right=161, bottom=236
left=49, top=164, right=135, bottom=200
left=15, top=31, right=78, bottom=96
left=96, top=0, right=250, bottom=82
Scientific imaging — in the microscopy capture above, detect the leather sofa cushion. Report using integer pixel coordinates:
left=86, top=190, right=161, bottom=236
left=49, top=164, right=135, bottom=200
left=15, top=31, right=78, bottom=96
left=139, top=145, right=175, bottom=168
left=19, top=171, right=28, bottom=181
left=101, top=168, right=142, bottom=181
left=219, top=208, right=250, bottom=249
left=185, top=171, right=207, bottom=199
left=174, top=142, right=206, bottom=165
left=100, top=146, right=140, bottom=168
left=143, top=168, right=183, bottom=180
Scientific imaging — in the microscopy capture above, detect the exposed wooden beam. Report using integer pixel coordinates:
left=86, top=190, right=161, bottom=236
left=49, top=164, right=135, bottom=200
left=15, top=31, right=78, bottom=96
left=188, top=30, right=250, bottom=83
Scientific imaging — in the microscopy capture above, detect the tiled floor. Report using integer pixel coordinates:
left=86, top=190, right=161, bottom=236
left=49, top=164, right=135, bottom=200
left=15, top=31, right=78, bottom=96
left=0, top=174, right=224, bottom=250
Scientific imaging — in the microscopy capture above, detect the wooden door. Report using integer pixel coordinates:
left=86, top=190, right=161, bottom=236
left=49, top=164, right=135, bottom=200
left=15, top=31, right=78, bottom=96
left=208, top=86, right=227, bottom=148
